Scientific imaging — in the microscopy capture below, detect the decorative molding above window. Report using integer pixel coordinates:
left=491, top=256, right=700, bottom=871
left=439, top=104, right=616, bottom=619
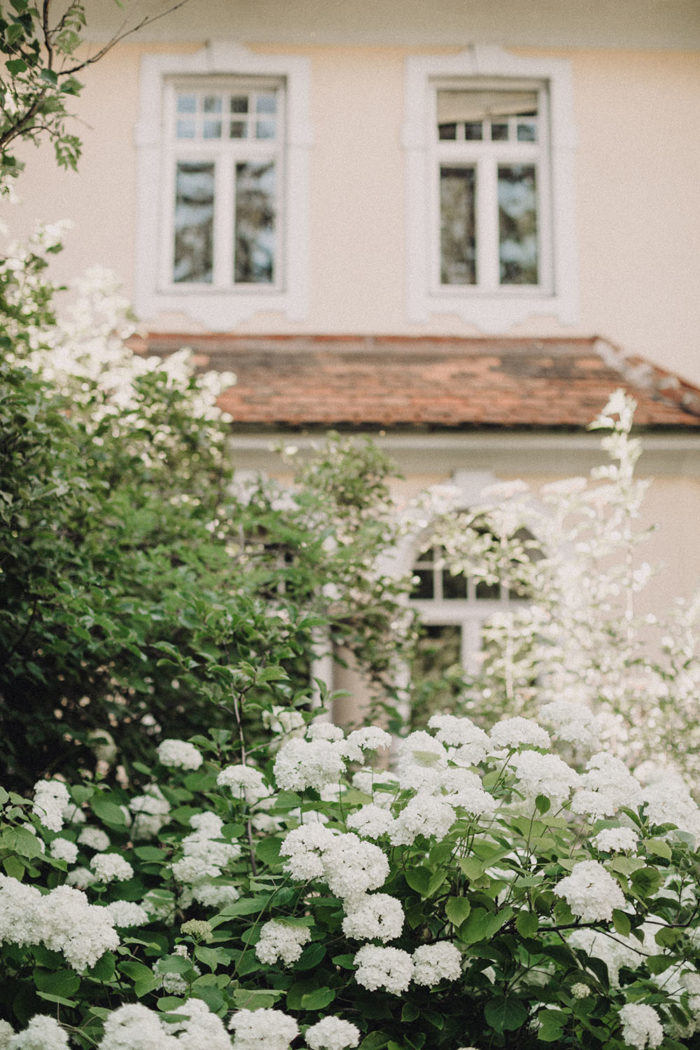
left=135, top=42, right=312, bottom=328
left=403, top=46, right=578, bottom=330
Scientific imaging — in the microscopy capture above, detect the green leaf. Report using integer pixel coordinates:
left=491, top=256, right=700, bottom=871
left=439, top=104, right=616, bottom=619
left=133, top=846, right=167, bottom=862
left=295, top=941, right=326, bottom=971
left=331, top=953, right=355, bottom=970
left=405, top=866, right=430, bottom=896
left=5, top=58, right=27, bottom=74
left=255, top=836, right=282, bottom=867
left=630, top=866, right=663, bottom=898
left=40, top=67, right=58, bottom=85
left=301, top=986, right=336, bottom=1010
left=537, top=1009, right=566, bottom=1042
left=90, top=794, right=127, bottom=827
left=358, top=1034, right=389, bottom=1050
left=644, top=837, right=672, bottom=861
left=233, top=988, right=283, bottom=1009
left=535, top=794, right=551, bottom=814
left=515, top=911, right=538, bottom=938
left=36, top=991, right=78, bottom=1008
left=459, top=906, right=513, bottom=946
left=445, top=896, right=471, bottom=928
left=484, top=996, right=528, bottom=1033
left=458, top=856, right=484, bottom=880
left=34, top=969, right=80, bottom=998
left=401, top=1002, right=419, bottom=1023
left=3, top=855, right=25, bottom=879
left=612, top=909, right=631, bottom=936
left=647, top=954, right=674, bottom=975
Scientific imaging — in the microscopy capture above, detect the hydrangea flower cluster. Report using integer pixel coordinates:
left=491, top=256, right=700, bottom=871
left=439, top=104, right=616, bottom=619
left=228, top=1008, right=298, bottom=1050
left=255, top=920, right=311, bottom=966
left=156, top=738, right=203, bottom=771
left=0, top=876, right=118, bottom=971
left=32, top=780, right=70, bottom=832
left=554, top=860, right=626, bottom=922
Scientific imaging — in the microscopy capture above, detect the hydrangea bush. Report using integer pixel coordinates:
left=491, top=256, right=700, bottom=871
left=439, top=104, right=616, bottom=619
left=2, top=705, right=700, bottom=1049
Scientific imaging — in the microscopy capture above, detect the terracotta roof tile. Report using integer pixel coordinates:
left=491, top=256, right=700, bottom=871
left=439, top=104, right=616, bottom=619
left=130, top=334, right=700, bottom=430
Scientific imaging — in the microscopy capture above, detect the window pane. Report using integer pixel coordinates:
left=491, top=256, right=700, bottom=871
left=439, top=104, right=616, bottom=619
left=440, top=166, right=476, bottom=285
left=256, top=93, right=277, bottom=114
left=475, top=579, right=501, bottom=600
left=203, top=120, right=222, bottom=139
left=230, top=120, right=247, bottom=139
left=230, top=95, right=249, bottom=113
left=464, top=121, right=483, bottom=140
left=256, top=118, right=276, bottom=140
left=176, top=118, right=195, bottom=139
left=235, top=161, right=276, bottom=284
left=203, top=95, right=222, bottom=114
left=491, top=122, right=509, bottom=141
left=409, top=624, right=466, bottom=728
left=173, top=161, right=214, bottom=283
left=176, top=93, right=196, bottom=113
left=438, top=122, right=457, bottom=140
left=498, top=164, right=538, bottom=285
left=442, top=570, right=468, bottom=600
left=411, top=568, right=434, bottom=600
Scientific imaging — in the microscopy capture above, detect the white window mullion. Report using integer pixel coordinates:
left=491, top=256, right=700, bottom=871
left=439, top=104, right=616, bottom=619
left=478, top=155, right=499, bottom=291
left=216, top=156, right=234, bottom=286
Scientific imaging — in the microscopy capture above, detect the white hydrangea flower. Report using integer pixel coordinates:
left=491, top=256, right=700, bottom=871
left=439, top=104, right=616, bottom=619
left=192, top=882, right=240, bottom=909
left=169, top=998, right=231, bottom=1049
left=554, top=861, right=625, bottom=922
left=305, top=1016, right=360, bottom=1050
left=568, top=927, right=646, bottom=988
left=343, top=727, right=392, bottom=757
left=351, top=769, right=399, bottom=805
left=228, top=1007, right=299, bottom=1050
left=97, top=1003, right=178, bottom=1050
left=577, top=753, right=644, bottom=814
left=346, top=803, right=395, bottom=840
left=399, top=731, right=447, bottom=768
left=189, top=812, right=224, bottom=838
left=90, top=853, right=134, bottom=883
left=156, top=739, right=202, bottom=770
left=618, top=1003, right=664, bottom=1049
left=489, top=717, right=550, bottom=751
left=442, top=768, right=497, bottom=817
left=104, top=901, right=148, bottom=928
left=354, top=944, right=413, bottom=994
left=255, top=920, right=311, bottom=965
left=538, top=699, right=599, bottom=748
left=342, top=893, right=404, bottom=942
left=49, top=838, right=78, bottom=864
left=280, top=823, right=338, bottom=881
left=324, top=835, right=390, bottom=899
left=510, top=750, right=581, bottom=805
left=307, top=722, right=345, bottom=743
left=78, top=826, right=111, bottom=852
left=412, top=941, right=462, bottom=985
left=571, top=982, right=591, bottom=999
left=389, top=791, right=456, bottom=846
left=429, top=714, right=490, bottom=759
left=217, top=764, right=270, bottom=804
left=32, top=780, right=70, bottom=832
left=274, top=737, right=346, bottom=792
left=642, top=777, right=700, bottom=847
left=129, top=784, right=171, bottom=840
left=65, top=866, right=96, bottom=890
left=263, top=706, right=306, bottom=737
left=7, top=1015, right=69, bottom=1050
left=0, top=1020, right=14, bottom=1050
left=592, top=827, right=639, bottom=853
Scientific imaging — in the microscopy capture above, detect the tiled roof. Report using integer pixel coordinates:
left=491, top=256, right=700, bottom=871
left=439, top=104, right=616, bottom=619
left=132, top=334, right=700, bottom=430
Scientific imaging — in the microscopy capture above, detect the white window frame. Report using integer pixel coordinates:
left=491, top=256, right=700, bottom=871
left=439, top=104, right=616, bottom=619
left=403, top=46, right=578, bottom=330
left=135, top=42, right=311, bottom=328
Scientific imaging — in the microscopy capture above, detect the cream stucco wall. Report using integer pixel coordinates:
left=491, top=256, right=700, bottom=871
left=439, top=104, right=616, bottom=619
left=7, top=38, right=699, bottom=383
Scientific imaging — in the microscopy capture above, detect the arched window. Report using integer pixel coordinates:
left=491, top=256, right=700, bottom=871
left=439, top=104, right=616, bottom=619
left=408, top=518, right=540, bottom=725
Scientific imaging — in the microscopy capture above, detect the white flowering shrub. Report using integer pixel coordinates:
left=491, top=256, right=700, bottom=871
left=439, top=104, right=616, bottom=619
left=410, top=391, right=700, bottom=784
left=2, top=707, right=700, bottom=1050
